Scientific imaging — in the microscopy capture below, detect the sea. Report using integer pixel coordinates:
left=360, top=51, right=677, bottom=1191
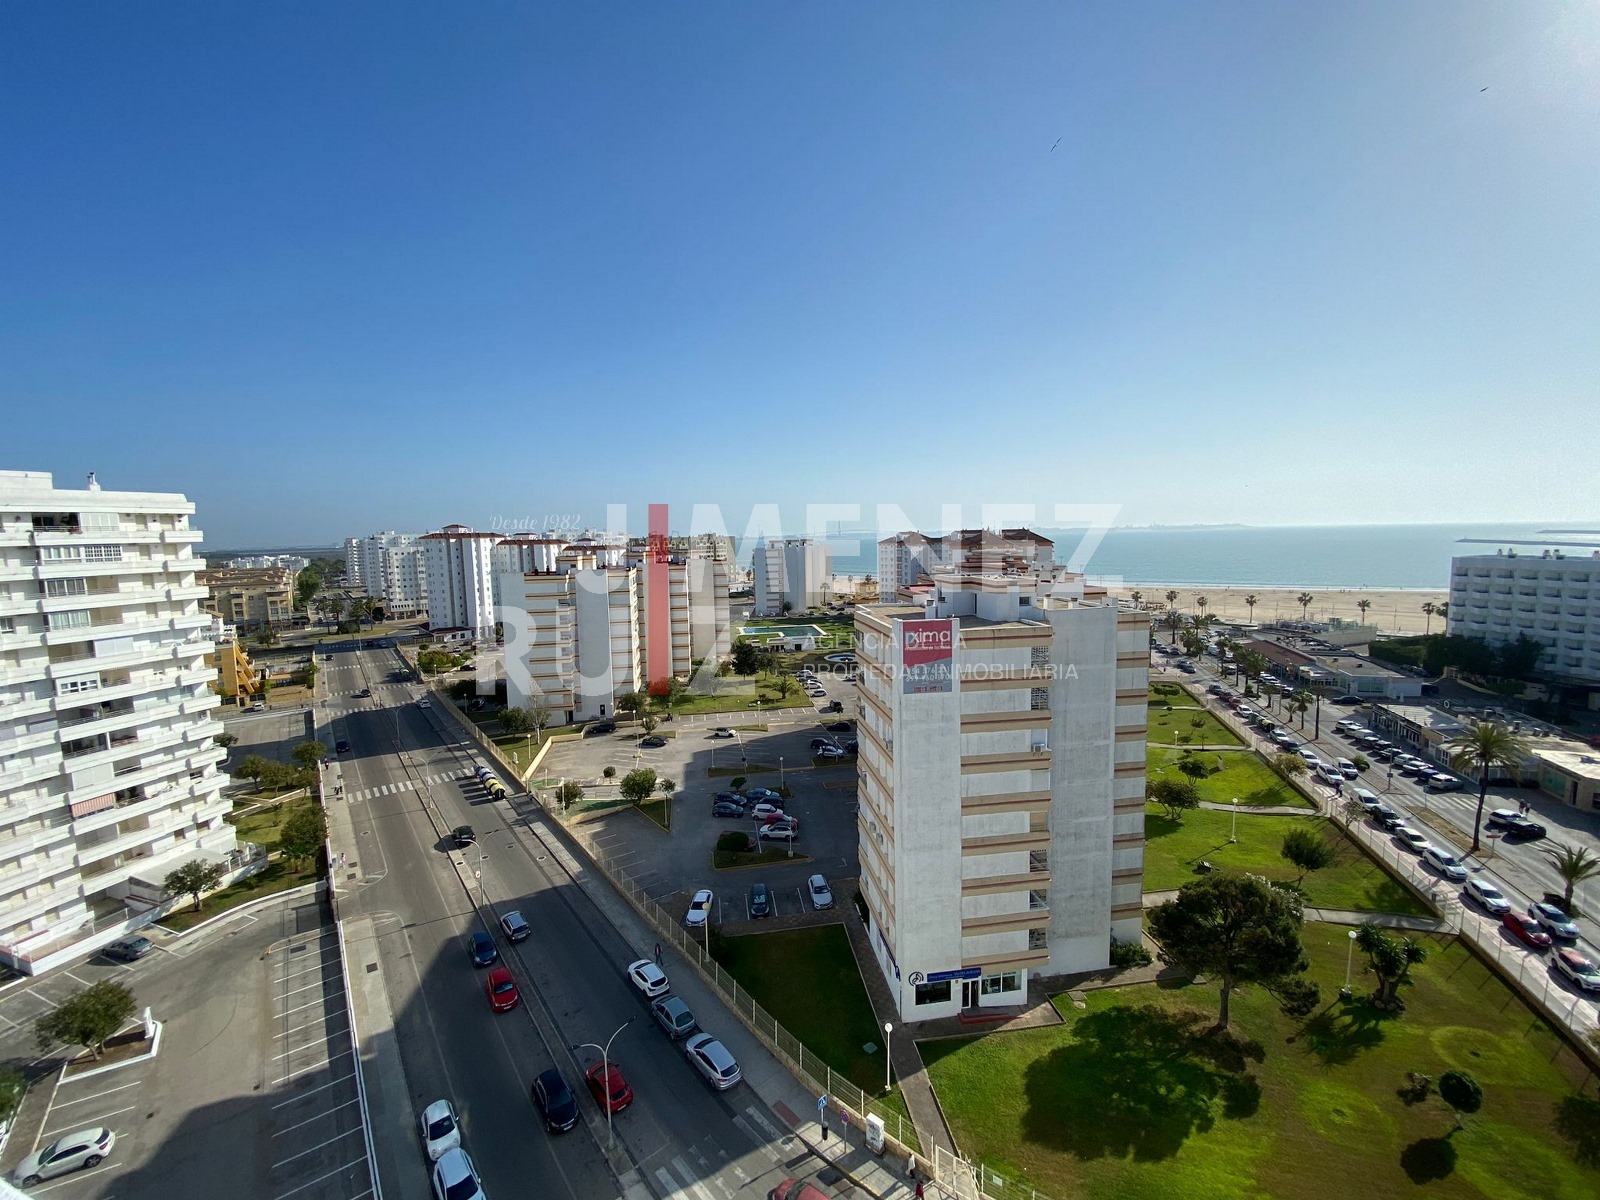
left=819, top=523, right=1600, bottom=591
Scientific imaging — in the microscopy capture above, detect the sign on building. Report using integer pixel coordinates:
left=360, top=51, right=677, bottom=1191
left=902, top=618, right=955, bottom=695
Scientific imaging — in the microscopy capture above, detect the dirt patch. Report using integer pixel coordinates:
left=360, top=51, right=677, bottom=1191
left=62, top=1029, right=153, bottom=1077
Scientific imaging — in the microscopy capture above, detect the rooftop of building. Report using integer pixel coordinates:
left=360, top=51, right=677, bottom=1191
left=0, top=469, right=194, bottom=510
left=879, top=527, right=1054, bottom=548
left=201, top=566, right=297, bottom=587
left=1527, top=743, right=1600, bottom=780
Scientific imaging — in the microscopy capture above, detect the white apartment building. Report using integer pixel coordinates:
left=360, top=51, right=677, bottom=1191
left=854, top=568, right=1147, bottom=1022
left=0, top=471, right=236, bottom=974
left=501, top=552, right=731, bottom=725
left=1449, top=546, right=1600, bottom=686
left=877, top=529, right=1055, bottom=602
left=344, top=532, right=428, bottom=618
left=751, top=538, right=831, bottom=616
left=423, top=524, right=499, bottom=637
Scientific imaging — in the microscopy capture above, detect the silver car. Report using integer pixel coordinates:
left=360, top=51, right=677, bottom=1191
left=13, top=1127, right=115, bottom=1186
left=684, top=1033, right=742, bottom=1090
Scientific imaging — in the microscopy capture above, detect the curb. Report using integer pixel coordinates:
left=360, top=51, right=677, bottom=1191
left=154, top=882, right=323, bottom=940
left=58, top=1020, right=163, bottom=1084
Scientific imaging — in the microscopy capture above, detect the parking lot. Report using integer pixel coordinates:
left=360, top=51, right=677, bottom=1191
left=540, top=695, right=861, bottom=930
left=220, top=706, right=316, bottom=772
left=0, top=899, right=375, bottom=1200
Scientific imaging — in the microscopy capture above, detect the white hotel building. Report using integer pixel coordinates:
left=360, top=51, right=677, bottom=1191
left=0, top=471, right=235, bottom=974
left=423, top=524, right=500, bottom=638
left=1448, top=546, right=1600, bottom=688
left=854, top=568, right=1147, bottom=1022
left=345, top=531, right=428, bottom=619
left=752, top=538, right=831, bottom=616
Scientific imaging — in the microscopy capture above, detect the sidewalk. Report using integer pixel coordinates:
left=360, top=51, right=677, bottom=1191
left=1141, top=890, right=1448, bottom=932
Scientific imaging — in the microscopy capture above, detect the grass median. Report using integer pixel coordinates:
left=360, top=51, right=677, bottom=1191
left=1147, top=746, right=1312, bottom=808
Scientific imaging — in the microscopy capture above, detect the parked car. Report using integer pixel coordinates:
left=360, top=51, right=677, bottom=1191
left=748, top=882, right=772, bottom=919
left=684, top=1033, right=742, bottom=1090
left=486, top=966, right=520, bottom=1013
left=13, top=1127, right=115, bottom=1186
left=104, top=936, right=154, bottom=963
left=1335, top=758, right=1359, bottom=780
left=750, top=803, right=786, bottom=822
left=249, top=699, right=266, bottom=711
left=1503, top=911, right=1554, bottom=951
left=1316, top=763, right=1344, bottom=787
left=585, top=1061, right=634, bottom=1114
left=336, top=739, right=352, bottom=754
left=808, top=874, right=834, bottom=910
left=845, top=739, right=859, bottom=753
left=639, top=736, right=667, bottom=748
left=1351, top=788, right=1382, bottom=813
left=499, top=911, right=531, bottom=942
left=1421, top=846, right=1469, bottom=881
left=825, top=721, right=853, bottom=732
left=1372, top=804, right=1404, bottom=829
left=816, top=745, right=847, bottom=759
left=417, top=1098, right=462, bottom=1160
left=1463, top=877, right=1512, bottom=915
left=809, top=738, right=831, bottom=751
left=531, top=1069, right=580, bottom=1133
left=453, top=825, right=477, bottom=848
left=709, top=727, right=735, bottom=739
left=745, top=788, right=781, bottom=803
left=1393, top=826, right=1429, bottom=854
left=758, top=824, right=798, bottom=842
left=650, top=995, right=698, bottom=1040
left=684, top=889, right=714, bottom=929
left=712, top=801, right=747, bottom=818
left=585, top=721, right=616, bottom=737
left=1528, top=901, right=1581, bottom=940
left=468, top=930, right=498, bottom=967
left=1332, top=694, right=1366, bottom=706
left=626, top=959, right=670, bottom=998
left=431, top=1147, right=484, bottom=1200
left=1554, top=949, right=1600, bottom=993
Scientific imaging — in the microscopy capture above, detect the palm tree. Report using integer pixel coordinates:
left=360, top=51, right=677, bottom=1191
left=1195, top=596, right=1208, bottom=623
left=1437, top=601, right=1449, bottom=623
left=1165, top=610, right=1183, bottom=647
left=1540, top=843, right=1600, bottom=911
left=1446, top=721, right=1531, bottom=855
left=1244, top=594, right=1258, bottom=624
left=1165, top=589, right=1178, bottom=612
left=1130, top=590, right=1143, bottom=609
left=1421, top=601, right=1436, bottom=635
left=1297, top=592, right=1314, bottom=623
left=1356, top=598, right=1372, bottom=624
left=1289, top=689, right=1311, bottom=728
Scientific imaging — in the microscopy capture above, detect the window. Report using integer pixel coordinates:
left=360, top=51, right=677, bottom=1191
left=914, top=980, right=951, bottom=1006
left=42, top=578, right=87, bottom=597
left=47, top=610, right=91, bottom=631
left=980, top=971, right=1023, bottom=996
left=83, top=544, right=123, bottom=563
left=38, top=545, right=82, bottom=562
left=57, top=676, right=101, bottom=695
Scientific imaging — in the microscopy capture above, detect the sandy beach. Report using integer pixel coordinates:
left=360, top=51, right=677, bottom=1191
left=1108, top=584, right=1449, bottom=636
left=828, top=574, right=1449, bottom=636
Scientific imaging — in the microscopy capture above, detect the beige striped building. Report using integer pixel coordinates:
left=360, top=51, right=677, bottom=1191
left=854, top=568, right=1147, bottom=1021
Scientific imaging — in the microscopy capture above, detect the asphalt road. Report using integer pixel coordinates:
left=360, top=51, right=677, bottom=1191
left=325, top=645, right=815, bottom=1200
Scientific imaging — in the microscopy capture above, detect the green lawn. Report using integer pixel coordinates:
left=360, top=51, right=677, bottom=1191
left=1142, top=805, right=1429, bottom=916
left=1147, top=746, right=1311, bottom=808
left=713, top=845, right=810, bottom=870
left=922, top=922, right=1600, bottom=1200
left=159, top=860, right=321, bottom=931
left=1147, top=704, right=1242, bottom=748
left=638, top=797, right=670, bottom=830
left=227, top=799, right=317, bottom=855
left=1149, top=683, right=1204, bottom=707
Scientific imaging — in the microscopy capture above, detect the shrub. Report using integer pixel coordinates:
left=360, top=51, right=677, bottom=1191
left=1109, top=937, right=1153, bottom=969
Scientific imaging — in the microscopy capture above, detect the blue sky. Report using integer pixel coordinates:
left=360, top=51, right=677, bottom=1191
left=3, top=3, right=1597, bottom=547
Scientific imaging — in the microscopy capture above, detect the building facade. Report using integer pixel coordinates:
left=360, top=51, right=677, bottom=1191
left=205, top=620, right=260, bottom=703
left=423, top=525, right=499, bottom=638
left=1448, top=547, right=1600, bottom=685
left=876, top=529, right=1055, bottom=602
left=854, top=568, right=1147, bottom=1022
left=344, top=532, right=427, bottom=618
left=752, top=538, right=831, bottom=616
left=0, top=470, right=236, bottom=973
left=201, top=566, right=297, bottom=629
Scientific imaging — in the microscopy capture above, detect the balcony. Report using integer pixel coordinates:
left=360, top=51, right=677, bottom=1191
left=0, top=853, right=81, bottom=900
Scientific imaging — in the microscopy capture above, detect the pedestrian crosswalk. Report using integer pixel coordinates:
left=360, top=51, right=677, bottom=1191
left=339, top=772, right=484, bottom=803
left=652, top=1107, right=791, bottom=1200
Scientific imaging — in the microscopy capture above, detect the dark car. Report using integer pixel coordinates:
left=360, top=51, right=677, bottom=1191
left=1488, top=809, right=1547, bottom=840
left=335, top=739, right=352, bottom=754
left=1332, top=695, right=1366, bottom=705
left=639, top=736, right=667, bottom=748
left=749, top=882, right=772, bottom=919
left=531, top=1069, right=580, bottom=1133
left=585, top=721, right=617, bottom=737
left=712, top=801, right=747, bottom=818
left=1371, top=804, right=1404, bottom=829
left=468, top=930, right=498, bottom=967
left=358, top=688, right=372, bottom=698
left=103, top=936, right=154, bottom=963
left=712, top=792, right=745, bottom=805
left=650, top=995, right=698, bottom=1040
left=810, top=738, right=831, bottom=751
left=452, top=825, right=477, bottom=848
left=845, top=739, right=859, bottom=754
left=825, top=721, right=853, bottom=732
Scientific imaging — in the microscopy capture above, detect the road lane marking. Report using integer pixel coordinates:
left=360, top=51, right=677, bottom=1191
left=270, top=1073, right=356, bottom=1107
left=42, top=1105, right=135, bottom=1139
left=272, top=1097, right=360, bottom=1136
left=53, top=1080, right=141, bottom=1105
left=269, top=1156, right=370, bottom=1199
left=670, top=1156, right=720, bottom=1200
left=269, top=1126, right=362, bottom=1168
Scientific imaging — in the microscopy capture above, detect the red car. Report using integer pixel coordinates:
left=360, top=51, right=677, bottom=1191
left=486, top=966, right=520, bottom=1012
left=585, top=1061, right=633, bottom=1115
left=770, top=1180, right=832, bottom=1200
left=1502, top=911, right=1554, bottom=952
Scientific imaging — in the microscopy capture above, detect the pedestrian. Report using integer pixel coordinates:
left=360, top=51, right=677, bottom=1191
left=654, top=941, right=662, bottom=966
left=914, top=1181, right=924, bottom=1200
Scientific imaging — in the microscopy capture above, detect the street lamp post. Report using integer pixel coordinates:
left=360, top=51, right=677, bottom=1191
left=576, top=1019, right=633, bottom=1147
left=1344, top=928, right=1359, bottom=994
left=779, top=757, right=785, bottom=786
left=883, top=1021, right=894, bottom=1092
left=1230, top=798, right=1240, bottom=844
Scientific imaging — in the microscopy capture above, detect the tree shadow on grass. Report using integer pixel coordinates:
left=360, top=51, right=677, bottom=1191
left=1297, top=996, right=1397, bottom=1066
left=1400, top=1136, right=1457, bottom=1182
left=1555, top=1095, right=1600, bottom=1168
left=1020, top=1005, right=1258, bottom=1163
